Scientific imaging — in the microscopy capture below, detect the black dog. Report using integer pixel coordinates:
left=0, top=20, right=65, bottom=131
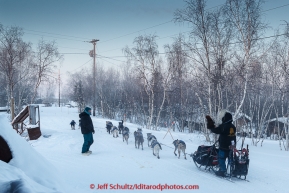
left=118, top=120, right=124, bottom=134
left=106, top=121, right=113, bottom=134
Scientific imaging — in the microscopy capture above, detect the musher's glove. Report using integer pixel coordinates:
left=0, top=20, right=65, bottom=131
left=205, top=115, right=215, bottom=129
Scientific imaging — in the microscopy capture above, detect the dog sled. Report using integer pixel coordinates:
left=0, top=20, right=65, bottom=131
left=227, top=145, right=250, bottom=180
left=191, top=143, right=219, bottom=172
left=190, top=143, right=250, bottom=180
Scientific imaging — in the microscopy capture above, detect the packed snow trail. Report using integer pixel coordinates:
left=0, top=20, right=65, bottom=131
left=2, top=106, right=287, bottom=193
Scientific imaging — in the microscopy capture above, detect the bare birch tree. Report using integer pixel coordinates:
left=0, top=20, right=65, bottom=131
left=0, top=25, right=31, bottom=117
left=164, top=35, right=189, bottom=131
left=31, top=39, right=62, bottom=103
left=225, top=0, right=266, bottom=120
left=124, top=35, right=161, bottom=130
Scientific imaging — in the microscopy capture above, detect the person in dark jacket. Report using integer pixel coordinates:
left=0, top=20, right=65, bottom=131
left=208, top=110, right=236, bottom=177
left=79, top=107, right=95, bottom=155
left=70, top=120, right=76, bottom=130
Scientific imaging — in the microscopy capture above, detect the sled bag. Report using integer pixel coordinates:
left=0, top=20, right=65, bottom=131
left=194, top=145, right=217, bottom=166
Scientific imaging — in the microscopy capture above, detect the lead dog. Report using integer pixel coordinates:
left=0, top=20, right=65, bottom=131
left=134, top=131, right=144, bottom=150
left=112, top=126, right=119, bottom=138
left=106, top=121, right=113, bottom=134
left=172, top=139, right=187, bottom=159
left=150, top=139, right=162, bottom=159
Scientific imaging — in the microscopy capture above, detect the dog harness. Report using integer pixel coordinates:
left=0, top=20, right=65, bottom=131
left=179, top=140, right=185, bottom=145
left=112, top=127, right=118, bottom=131
left=148, top=135, right=156, bottom=141
left=123, top=127, right=129, bottom=132
left=151, top=140, right=162, bottom=149
left=134, top=131, right=143, bottom=137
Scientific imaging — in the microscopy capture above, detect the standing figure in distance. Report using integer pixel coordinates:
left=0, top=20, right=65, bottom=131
left=70, top=120, right=76, bottom=130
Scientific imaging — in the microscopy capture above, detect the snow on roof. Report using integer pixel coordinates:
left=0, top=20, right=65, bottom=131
left=29, top=104, right=40, bottom=107
left=11, top=106, right=29, bottom=125
left=232, top=112, right=252, bottom=122
left=0, top=114, right=64, bottom=192
left=0, top=106, right=8, bottom=110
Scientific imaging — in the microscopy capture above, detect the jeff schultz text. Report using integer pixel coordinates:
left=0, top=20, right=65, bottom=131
left=95, top=183, right=199, bottom=190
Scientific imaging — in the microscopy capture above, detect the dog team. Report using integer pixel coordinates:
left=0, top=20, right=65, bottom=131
left=104, top=120, right=187, bottom=160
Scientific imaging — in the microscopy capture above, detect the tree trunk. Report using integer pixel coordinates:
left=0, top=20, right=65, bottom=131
left=155, top=88, right=166, bottom=130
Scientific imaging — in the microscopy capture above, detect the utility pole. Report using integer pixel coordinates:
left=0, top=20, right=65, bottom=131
left=89, top=39, right=99, bottom=116
left=58, top=69, right=61, bottom=107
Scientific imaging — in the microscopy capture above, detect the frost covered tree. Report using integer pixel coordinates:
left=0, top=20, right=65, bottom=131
left=31, top=39, right=62, bottom=103
left=73, top=81, right=85, bottom=113
left=0, top=25, right=36, bottom=117
left=124, top=34, right=162, bottom=130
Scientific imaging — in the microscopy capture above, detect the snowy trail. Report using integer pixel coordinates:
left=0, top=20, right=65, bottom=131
left=28, top=107, right=288, bottom=193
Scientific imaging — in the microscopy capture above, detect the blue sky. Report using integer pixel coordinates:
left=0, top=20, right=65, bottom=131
left=0, top=0, right=289, bottom=83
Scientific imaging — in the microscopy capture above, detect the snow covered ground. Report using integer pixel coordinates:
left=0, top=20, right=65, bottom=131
left=1, top=106, right=288, bottom=193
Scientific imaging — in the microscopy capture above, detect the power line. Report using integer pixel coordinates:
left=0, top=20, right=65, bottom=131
left=262, top=3, right=289, bottom=12
left=4, top=2, right=287, bottom=47
left=8, top=2, right=288, bottom=74
left=98, top=47, right=125, bottom=54
left=94, top=32, right=289, bottom=58
left=23, top=28, right=91, bottom=41
left=98, top=57, right=121, bottom=68
left=98, top=3, right=226, bottom=44
left=56, top=8, right=289, bottom=74
left=58, top=46, right=89, bottom=51
left=157, top=30, right=191, bottom=40
left=56, top=32, right=289, bottom=65
left=24, top=32, right=86, bottom=42
left=97, top=55, right=125, bottom=63
left=99, top=20, right=172, bottom=44
left=97, top=3, right=289, bottom=57
left=98, top=30, right=191, bottom=54
left=68, top=59, right=93, bottom=73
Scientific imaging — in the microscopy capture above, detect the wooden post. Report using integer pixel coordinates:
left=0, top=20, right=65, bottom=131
left=124, top=114, right=126, bottom=127
left=29, top=105, right=36, bottom=125
left=38, top=106, right=40, bottom=129
left=11, top=97, right=15, bottom=121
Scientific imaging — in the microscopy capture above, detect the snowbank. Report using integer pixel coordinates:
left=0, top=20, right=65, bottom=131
left=0, top=114, right=64, bottom=193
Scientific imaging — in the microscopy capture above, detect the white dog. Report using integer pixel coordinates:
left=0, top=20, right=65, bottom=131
left=150, top=139, right=162, bottom=159
left=112, top=126, right=119, bottom=138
